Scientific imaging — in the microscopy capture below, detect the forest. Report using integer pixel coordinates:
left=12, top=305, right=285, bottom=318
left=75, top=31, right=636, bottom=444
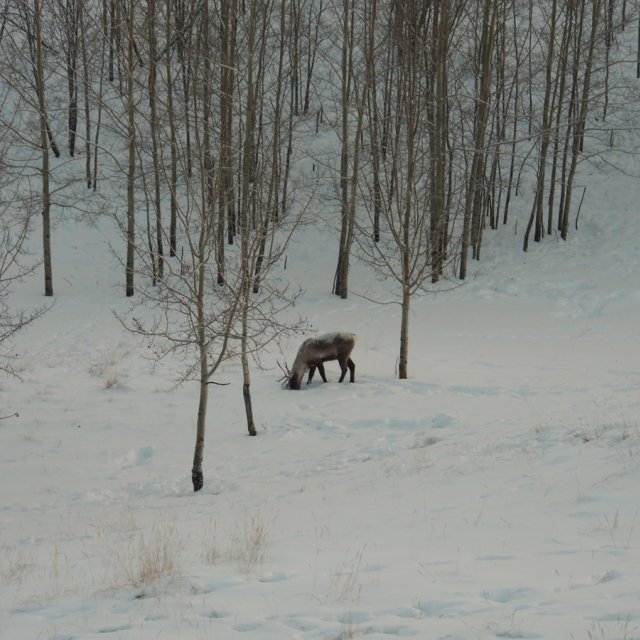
left=2, top=0, right=639, bottom=488
left=2, top=4, right=640, bottom=637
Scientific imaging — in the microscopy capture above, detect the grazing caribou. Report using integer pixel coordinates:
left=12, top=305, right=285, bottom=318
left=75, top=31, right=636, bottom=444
left=288, top=332, right=357, bottom=390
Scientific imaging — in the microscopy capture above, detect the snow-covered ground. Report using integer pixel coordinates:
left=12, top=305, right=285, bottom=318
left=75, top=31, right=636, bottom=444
left=3, top=136, right=640, bottom=639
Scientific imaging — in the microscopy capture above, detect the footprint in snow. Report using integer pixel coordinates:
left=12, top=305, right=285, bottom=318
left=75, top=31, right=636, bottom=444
left=116, top=446, right=155, bottom=467
left=485, top=586, right=533, bottom=603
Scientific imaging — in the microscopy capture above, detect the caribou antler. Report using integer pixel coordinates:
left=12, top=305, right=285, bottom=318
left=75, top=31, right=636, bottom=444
left=277, top=360, right=291, bottom=388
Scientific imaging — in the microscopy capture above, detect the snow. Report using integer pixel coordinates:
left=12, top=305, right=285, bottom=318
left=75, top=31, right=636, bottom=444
left=3, top=162, right=640, bottom=640
left=3, top=68, right=640, bottom=640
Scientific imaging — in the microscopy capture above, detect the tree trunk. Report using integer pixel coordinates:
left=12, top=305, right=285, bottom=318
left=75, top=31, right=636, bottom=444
left=192, top=209, right=209, bottom=491
left=165, top=0, right=177, bottom=256
left=241, top=299, right=256, bottom=436
left=398, top=285, right=409, bottom=379
left=125, top=0, right=135, bottom=297
left=64, top=0, right=79, bottom=157
left=460, top=0, right=495, bottom=277
left=34, top=0, right=53, bottom=297
left=523, top=0, right=557, bottom=251
left=218, top=0, right=237, bottom=282
left=175, top=0, right=192, bottom=177
left=240, top=0, right=257, bottom=233
left=148, top=0, right=163, bottom=281
left=192, top=348, right=208, bottom=492
left=290, top=1, right=301, bottom=115
left=547, top=5, right=573, bottom=235
left=280, top=74, right=294, bottom=218
left=430, top=1, right=448, bottom=282
left=334, top=0, right=352, bottom=298
left=398, top=52, right=414, bottom=380
left=303, top=0, right=321, bottom=115
left=79, top=0, right=92, bottom=188
left=637, top=11, right=640, bottom=78
left=365, top=0, right=381, bottom=243
left=561, top=0, right=601, bottom=240
left=254, top=0, right=287, bottom=293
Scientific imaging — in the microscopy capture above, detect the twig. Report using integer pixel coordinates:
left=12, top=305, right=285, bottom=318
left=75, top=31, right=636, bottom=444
left=575, top=186, right=587, bottom=230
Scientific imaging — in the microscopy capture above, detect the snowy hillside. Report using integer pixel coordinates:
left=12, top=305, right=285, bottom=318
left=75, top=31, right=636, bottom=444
left=4, top=1, right=640, bottom=637
left=2, top=144, right=640, bottom=640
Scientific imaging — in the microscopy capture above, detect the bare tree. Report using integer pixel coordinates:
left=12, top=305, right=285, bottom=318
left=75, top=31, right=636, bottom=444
left=218, top=0, right=237, bottom=281
left=125, top=0, right=136, bottom=297
left=0, top=237, right=48, bottom=377
left=78, top=0, right=93, bottom=188
left=117, top=0, right=305, bottom=486
left=0, top=0, right=58, bottom=296
left=119, top=112, right=242, bottom=491
left=559, top=0, right=603, bottom=241
left=459, top=0, right=497, bottom=276
left=523, top=0, right=558, bottom=251
left=32, top=0, right=53, bottom=296
left=333, top=0, right=365, bottom=299
left=234, top=0, right=307, bottom=436
left=428, top=1, right=450, bottom=282
left=358, top=0, right=450, bottom=379
left=48, top=0, right=80, bottom=157
left=164, top=0, right=178, bottom=256
left=0, top=171, right=49, bottom=377
left=146, top=0, right=163, bottom=280
left=302, top=0, right=323, bottom=115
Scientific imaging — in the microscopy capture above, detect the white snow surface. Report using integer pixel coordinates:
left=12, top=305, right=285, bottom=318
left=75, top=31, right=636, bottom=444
left=2, top=165, right=640, bottom=639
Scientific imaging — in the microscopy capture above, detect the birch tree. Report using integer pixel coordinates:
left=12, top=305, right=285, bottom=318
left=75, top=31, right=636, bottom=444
left=146, top=0, right=163, bottom=280
left=459, top=0, right=497, bottom=277
left=523, top=0, right=558, bottom=251
left=333, top=0, right=365, bottom=299
left=125, top=0, right=136, bottom=297
left=559, top=0, right=602, bottom=240
left=0, top=200, right=48, bottom=377
left=359, top=0, right=444, bottom=379
left=33, top=0, right=53, bottom=296
left=119, top=92, right=242, bottom=491
left=0, top=110, right=49, bottom=375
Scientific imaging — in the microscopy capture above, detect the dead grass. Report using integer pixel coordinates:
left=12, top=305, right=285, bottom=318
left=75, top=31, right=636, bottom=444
left=204, top=513, right=270, bottom=575
left=88, top=349, right=125, bottom=390
left=103, top=374, right=119, bottom=389
left=0, top=545, right=31, bottom=586
left=113, top=521, right=182, bottom=593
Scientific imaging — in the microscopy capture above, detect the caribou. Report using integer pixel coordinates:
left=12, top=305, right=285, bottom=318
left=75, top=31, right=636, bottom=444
left=284, top=332, right=357, bottom=390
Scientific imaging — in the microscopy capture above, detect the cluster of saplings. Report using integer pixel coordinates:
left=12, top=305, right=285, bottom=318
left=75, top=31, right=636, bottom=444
left=1, top=0, right=634, bottom=489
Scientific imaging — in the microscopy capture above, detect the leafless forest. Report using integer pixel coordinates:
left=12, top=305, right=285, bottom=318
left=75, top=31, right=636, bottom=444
left=2, top=1, right=639, bottom=488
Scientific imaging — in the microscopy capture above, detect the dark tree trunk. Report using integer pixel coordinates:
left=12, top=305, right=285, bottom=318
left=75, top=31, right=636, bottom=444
left=33, top=0, right=53, bottom=296
left=125, top=0, right=135, bottom=297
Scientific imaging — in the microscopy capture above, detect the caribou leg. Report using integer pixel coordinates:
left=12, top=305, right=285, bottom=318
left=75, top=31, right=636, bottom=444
left=316, top=363, right=327, bottom=383
left=307, top=364, right=327, bottom=384
left=339, top=358, right=355, bottom=382
left=307, top=365, right=316, bottom=384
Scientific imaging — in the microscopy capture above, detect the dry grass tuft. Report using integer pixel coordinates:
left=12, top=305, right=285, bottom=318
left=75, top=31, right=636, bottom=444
left=114, top=522, right=182, bottom=592
left=0, top=545, right=31, bottom=586
left=231, top=514, right=269, bottom=575
left=103, top=374, right=119, bottom=389
left=204, top=513, right=270, bottom=575
left=88, top=349, right=126, bottom=390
